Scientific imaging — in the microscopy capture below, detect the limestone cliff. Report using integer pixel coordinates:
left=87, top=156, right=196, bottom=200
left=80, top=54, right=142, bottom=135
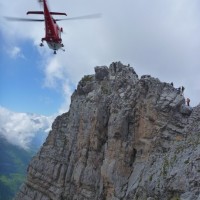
left=15, top=62, right=200, bottom=200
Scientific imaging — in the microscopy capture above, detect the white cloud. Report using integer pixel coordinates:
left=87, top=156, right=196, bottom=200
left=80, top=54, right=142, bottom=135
left=42, top=56, right=75, bottom=113
left=7, top=46, right=25, bottom=59
left=58, top=81, right=73, bottom=114
left=44, top=58, right=63, bottom=88
left=0, top=106, right=53, bottom=150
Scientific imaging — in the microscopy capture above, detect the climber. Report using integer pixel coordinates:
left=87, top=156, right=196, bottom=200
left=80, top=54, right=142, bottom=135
left=177, top=87, right=181, bottom=94
left=186, top=98, right=190, bottom=106
left=181, top=86, right=185, bottom=96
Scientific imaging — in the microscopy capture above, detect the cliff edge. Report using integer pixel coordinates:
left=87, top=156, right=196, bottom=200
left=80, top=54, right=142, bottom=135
left=15, top=62, right=200, bottom=200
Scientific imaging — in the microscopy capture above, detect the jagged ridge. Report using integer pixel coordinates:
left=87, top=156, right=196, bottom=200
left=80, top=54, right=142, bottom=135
left=15, top=62, right=200, bottom=200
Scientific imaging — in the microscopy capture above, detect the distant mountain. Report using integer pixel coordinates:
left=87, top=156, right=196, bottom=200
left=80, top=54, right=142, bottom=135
left=29, top=131, right=48, bottom=150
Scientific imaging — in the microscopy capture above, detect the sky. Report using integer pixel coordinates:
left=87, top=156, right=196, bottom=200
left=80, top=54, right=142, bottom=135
left=1, top=0, right=200, bottom=148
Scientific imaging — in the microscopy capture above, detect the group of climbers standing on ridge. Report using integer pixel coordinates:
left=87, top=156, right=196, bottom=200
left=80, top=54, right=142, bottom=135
left=170, top=82, right=190, bottom=107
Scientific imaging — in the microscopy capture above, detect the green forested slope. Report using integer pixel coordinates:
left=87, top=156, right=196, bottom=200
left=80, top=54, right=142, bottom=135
left=0, top=137, right=34, bottom=200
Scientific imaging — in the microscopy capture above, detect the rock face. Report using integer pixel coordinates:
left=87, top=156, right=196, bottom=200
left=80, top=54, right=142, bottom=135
left=15, top=62, right=200, bottom=200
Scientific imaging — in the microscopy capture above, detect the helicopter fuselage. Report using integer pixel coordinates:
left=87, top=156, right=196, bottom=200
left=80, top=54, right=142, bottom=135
left=42, top=1, right=63, bottom=51
left=27, top=0, right=66, bottom=53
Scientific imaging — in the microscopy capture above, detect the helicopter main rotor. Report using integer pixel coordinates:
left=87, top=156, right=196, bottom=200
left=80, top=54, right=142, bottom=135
left=4, top=13, right=101, bottom=22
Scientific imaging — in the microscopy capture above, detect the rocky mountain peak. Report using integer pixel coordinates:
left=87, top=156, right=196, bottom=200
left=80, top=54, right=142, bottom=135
left=15, top=62, right=200, bottom=200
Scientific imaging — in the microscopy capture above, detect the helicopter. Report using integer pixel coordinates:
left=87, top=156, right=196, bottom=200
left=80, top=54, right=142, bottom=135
left=5, top=0, right=100, bottom=54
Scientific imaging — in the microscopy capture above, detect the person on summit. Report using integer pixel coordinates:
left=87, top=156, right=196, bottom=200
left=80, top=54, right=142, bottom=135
left=186, top=98, right=190, bottom=106
left=177, top=87, right=181, bottom=94
left=181, top=86, right=185, bottom=96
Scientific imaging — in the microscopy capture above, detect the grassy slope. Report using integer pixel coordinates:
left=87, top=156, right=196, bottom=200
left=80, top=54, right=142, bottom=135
left=0, top=137, right=35, bottom=200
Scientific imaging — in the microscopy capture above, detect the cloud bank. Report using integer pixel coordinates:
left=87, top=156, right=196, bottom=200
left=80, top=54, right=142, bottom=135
left=0, top=106, right=53, bottom=150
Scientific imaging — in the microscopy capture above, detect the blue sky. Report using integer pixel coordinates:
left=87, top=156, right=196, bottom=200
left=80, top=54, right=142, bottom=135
left=1, top=0, right=200, bottom=149
left=0, top=37, right=64, bottom=115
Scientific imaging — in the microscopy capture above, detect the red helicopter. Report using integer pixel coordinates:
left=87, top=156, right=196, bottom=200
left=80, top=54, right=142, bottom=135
left=5, top=0, right=100, bottom=54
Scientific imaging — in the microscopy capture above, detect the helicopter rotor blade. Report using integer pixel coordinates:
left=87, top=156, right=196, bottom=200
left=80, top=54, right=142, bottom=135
left=4, top=16, right=44, bottom=22
left=4, top=13, right=101, bottom=22
left=55, top=13, right=101, bottom=21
